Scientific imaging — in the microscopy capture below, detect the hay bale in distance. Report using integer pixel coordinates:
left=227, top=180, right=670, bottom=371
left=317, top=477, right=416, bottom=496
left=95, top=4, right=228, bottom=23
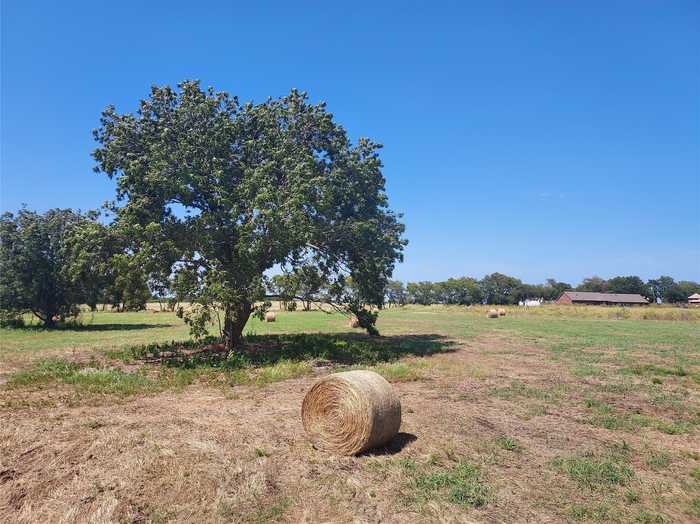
left=349, top=316, right=360, bottom=328
left=487, top=309, right=499, bottom=318
left=498, top=308, right=506, bottom=317
left=265, top=311, right=276, bottom=322
left=301, top=370, right=401, bottom=455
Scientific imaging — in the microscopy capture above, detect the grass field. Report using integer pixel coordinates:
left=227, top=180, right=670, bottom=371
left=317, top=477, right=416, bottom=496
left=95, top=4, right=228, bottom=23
left=1, top=305, right=699, bottom=522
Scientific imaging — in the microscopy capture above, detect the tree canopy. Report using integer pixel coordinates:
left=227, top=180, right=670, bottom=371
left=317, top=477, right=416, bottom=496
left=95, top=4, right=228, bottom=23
left=92, top=80, right=406, bottom=350
left=0, top=208, right=101, bottom=326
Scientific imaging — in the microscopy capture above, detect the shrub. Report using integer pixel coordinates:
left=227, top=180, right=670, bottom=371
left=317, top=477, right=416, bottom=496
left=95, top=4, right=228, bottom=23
left=0, top=310, right=25, bottom=328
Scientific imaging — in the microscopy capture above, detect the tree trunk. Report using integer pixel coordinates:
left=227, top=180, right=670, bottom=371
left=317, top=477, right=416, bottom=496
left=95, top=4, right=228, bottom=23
left=223, top=301, right=252, bottom=352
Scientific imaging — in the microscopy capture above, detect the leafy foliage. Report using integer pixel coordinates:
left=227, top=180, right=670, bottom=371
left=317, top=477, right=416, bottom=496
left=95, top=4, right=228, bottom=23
left=92, top=80, right=406, bottom=349
left=0, top=208, right=91, bottom=326
left=269, top=265, right=326, bottom=311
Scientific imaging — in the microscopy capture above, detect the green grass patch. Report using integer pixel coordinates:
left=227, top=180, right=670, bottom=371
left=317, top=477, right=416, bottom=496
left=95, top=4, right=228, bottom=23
left=7, top=358, right=199, bottom=396
left=5, top=328, right=453, bottom=398
left=117, top=332, right=453, bottom=371
left=582, top=398, right=695, bottom=434
left=495, top=436, right=521, bottom=451
left=251, top=496, right=291, bottom=524
left=371, top=359, right=433, bottom=382
left=491, top=380, right=559, bottom=402
left=624, top=489, right=641, bottom=504
left=645, top=450, right=671, bottom=470
left=252, top=360, right=311, bottom=385
left=635, top=509, right=668, bottom=523
left=396, top=456, right=491, bottom=509
left=572, top=364, right=605, bottom=377
left=621, top=364, right=688, bottom=378
left=570, top=503, right=618, bottom=522
left=551, top=453, right=634, bottom=490
left=688, top=498, right=700, bottom=519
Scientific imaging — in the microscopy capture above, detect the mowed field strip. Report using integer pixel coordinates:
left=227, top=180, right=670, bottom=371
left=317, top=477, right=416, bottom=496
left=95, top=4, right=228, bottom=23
left=1, top=305, right=699, bottom=522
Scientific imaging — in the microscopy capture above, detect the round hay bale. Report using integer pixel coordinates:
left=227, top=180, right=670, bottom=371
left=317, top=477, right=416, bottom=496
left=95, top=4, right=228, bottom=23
left=487, top=309, right=499, bottom=318
left=265, top=311, right=276, bottom=322
left=348, top=316, right=360, bottom=328
left=301, top=370, right=401, bottom=455
left=498, top=308, right=506, bottom=317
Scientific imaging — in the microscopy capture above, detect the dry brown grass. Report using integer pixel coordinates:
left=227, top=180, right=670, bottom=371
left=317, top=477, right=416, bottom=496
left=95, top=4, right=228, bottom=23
left=465, top=303, right=700, bottom=321
left=2, top=328, right=697, bottom=523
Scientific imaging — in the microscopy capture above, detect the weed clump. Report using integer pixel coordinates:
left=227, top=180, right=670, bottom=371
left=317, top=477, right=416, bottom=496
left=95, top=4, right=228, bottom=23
left=394, top=455, right=491, bottom=509
left=550, top=452, right=634, bottom=490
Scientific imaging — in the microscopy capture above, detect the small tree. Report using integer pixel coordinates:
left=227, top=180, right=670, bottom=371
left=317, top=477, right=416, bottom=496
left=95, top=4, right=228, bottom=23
left=63, top=213, right=123, bottom=311
left=93, top=81, right=406, bottom=350
left=269, top=267, right=324, bottom=311
left=270, top=273, right=299, bottom=311
left=294, top=265, right=326, bottom=311
left=0, top=208, right=90, bottom=326
left=384, top=280, right=406, bottom=307
left=108, top=255, right=151, bottom=311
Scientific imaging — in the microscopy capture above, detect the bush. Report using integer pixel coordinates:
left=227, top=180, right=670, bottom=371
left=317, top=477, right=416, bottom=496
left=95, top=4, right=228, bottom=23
left=0, top=310, right=25, bottom=328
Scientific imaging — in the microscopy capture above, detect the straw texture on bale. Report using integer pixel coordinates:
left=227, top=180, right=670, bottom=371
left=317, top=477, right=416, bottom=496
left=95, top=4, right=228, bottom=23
left=349, top=317, right=360, bottom=328
left=265, top=312, right=276, bottom=322
left=487, top=309, right=499, bottom=318
left=498, top=308, right=506, bottom=317
left=301, top=370, right=401, bottom=455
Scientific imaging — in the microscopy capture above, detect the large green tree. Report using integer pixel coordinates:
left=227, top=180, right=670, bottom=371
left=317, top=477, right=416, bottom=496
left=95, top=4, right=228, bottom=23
left=93, top=81, right=406, bottom=350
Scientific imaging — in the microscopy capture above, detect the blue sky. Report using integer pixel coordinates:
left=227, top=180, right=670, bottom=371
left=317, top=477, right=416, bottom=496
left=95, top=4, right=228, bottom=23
left=2, top=1, right=699, bottom=284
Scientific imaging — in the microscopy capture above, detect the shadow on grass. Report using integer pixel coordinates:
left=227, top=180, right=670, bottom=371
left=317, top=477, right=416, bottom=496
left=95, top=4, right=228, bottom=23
left=362, top=432, right=418, bottom=456
left=9, top=323, right=174, bottom=332
left=120, top=333, right=457, bottom=369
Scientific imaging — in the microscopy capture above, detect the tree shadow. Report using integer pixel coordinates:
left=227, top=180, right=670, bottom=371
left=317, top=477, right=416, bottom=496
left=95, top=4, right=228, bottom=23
left=127, top=332, right=458, bottom=368
left=360, top=432, right=417, bottom=456
left=11, top=323, right=174, bottom=332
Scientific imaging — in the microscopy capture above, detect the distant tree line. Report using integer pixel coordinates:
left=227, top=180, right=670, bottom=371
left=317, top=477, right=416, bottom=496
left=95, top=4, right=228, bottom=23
left=382, top=273, right=700, bottom=307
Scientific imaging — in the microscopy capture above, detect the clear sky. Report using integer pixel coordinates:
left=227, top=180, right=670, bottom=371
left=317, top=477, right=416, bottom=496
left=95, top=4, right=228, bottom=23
left=1, top=1, right=699, bottom=284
